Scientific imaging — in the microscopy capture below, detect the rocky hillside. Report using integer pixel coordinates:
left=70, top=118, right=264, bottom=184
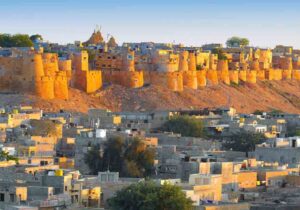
left=1, top=80, right=300, bottom=114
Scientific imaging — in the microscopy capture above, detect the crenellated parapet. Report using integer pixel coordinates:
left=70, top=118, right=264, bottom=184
left=42, top=53, right=59, bottom=77
left=72, top=51, right=102, bottom=93
left=3, top=45, right=300, bottom=97
left=35, top=76, right=55, bottom=99
left=54, top=71, right=69, bottom=99
left=0, top=51, right=70, bottom=100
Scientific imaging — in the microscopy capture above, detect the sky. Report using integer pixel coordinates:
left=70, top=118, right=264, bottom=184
left=0, top=0, right=300, bottom=48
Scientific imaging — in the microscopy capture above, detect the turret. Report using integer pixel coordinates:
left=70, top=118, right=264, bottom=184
left=122, top=48, right=135, bottom=72
left=183, top=71, right=198, bottom=89
left=30, top=54, right=45, bottom=80
left=72, top=51, right=89, bottom=71
left=178, top=51, right=189, bottom=71
left=42, top=53, right=59, bottom=77
left=167, top=72, right=183, bottom=91
left=188, top=52, right=196, bottom=71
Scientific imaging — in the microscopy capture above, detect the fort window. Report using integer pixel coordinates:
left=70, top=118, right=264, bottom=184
left=112, top=56, right=116, bottom=59
left=31, top=59, right=34, bottom=62
left=102, top=64, right=106, bottom=67
left=107, top=56, right=111, bottom=59
left=9, top=194, right=14, bottom=202
left=292, top=139, right=297, bottom=148
left=0, top=193, right=4, bottom=202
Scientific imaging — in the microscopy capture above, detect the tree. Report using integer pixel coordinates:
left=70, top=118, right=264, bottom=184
left=0, top=33, right=33, bottom=47
left=240, top=38, right=250, bottom=47
left=226, top=36, right=249, bottom=48
left=253, top=110, right=263, bottom=115
left=161, top=115, right=206, bottom=138
left=286, top=122, right=300, bottom=137
left=84, top=136, right=155, bottom=177
left=30, top=34, right=43, bottom=42
left=0, top=151, right=19, bottom=164
left=84, top=144, right=103, bottom=174
left=108, top=182, right=193, bottom=210
left=223, top=131, right=266, bottom=154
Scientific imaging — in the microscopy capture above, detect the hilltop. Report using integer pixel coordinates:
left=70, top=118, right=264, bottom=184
left=1, top=80, right=300, bottom=114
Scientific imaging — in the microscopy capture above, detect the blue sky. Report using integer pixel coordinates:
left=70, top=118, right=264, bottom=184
left=1, top=0, right=300, bottom=48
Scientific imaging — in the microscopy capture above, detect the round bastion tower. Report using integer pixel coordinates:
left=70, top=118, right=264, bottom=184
left=178, top=51, right=189, bottom=71
left=188, top=51, right=196, bottom=71
left=32, top=53, right=55, bottom=99
left=122, top=48, right=135, bottom=72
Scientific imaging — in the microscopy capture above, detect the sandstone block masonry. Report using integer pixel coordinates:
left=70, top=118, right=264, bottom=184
left=0, top=51, right=69, bottom=100
left=94, top=47, right=300, bottom=92
left=1, top=46, right=300, bottom=98
left=0, top=50, right=104, bottom=99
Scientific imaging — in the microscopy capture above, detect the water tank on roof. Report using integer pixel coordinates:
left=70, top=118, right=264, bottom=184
left=48, top=171, right=55, bottom=176
left=55, top=169, right=63, bottom=176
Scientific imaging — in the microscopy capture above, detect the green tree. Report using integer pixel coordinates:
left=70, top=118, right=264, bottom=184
left=108, top=182, right=193, bottom=210
left=226, top=36, right=249, bottom=48
left=223, top=131, right=266, bottom=154
left=0, top=34, right=11, bottom=47
left=0, top=151, right=19, bottom=164
left=286, top=123, right=300, bottom=137
left=0, top=33, right=33, bottom=47
left=84, top=136, right=155, bottom=177
left=253, top=110, right=263, bottom=115
left=84, top=144, right=103, bottom=174
left=161, top=115, right=206, bottom=138
left=123, top=138, right=155, bottom=177
left=240, top=38, right=250, bottom=47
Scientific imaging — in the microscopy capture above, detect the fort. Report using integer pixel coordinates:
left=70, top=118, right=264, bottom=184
left=1, top=30, right=300, bottom=100
left=90, top=32, right=300, bottom=92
